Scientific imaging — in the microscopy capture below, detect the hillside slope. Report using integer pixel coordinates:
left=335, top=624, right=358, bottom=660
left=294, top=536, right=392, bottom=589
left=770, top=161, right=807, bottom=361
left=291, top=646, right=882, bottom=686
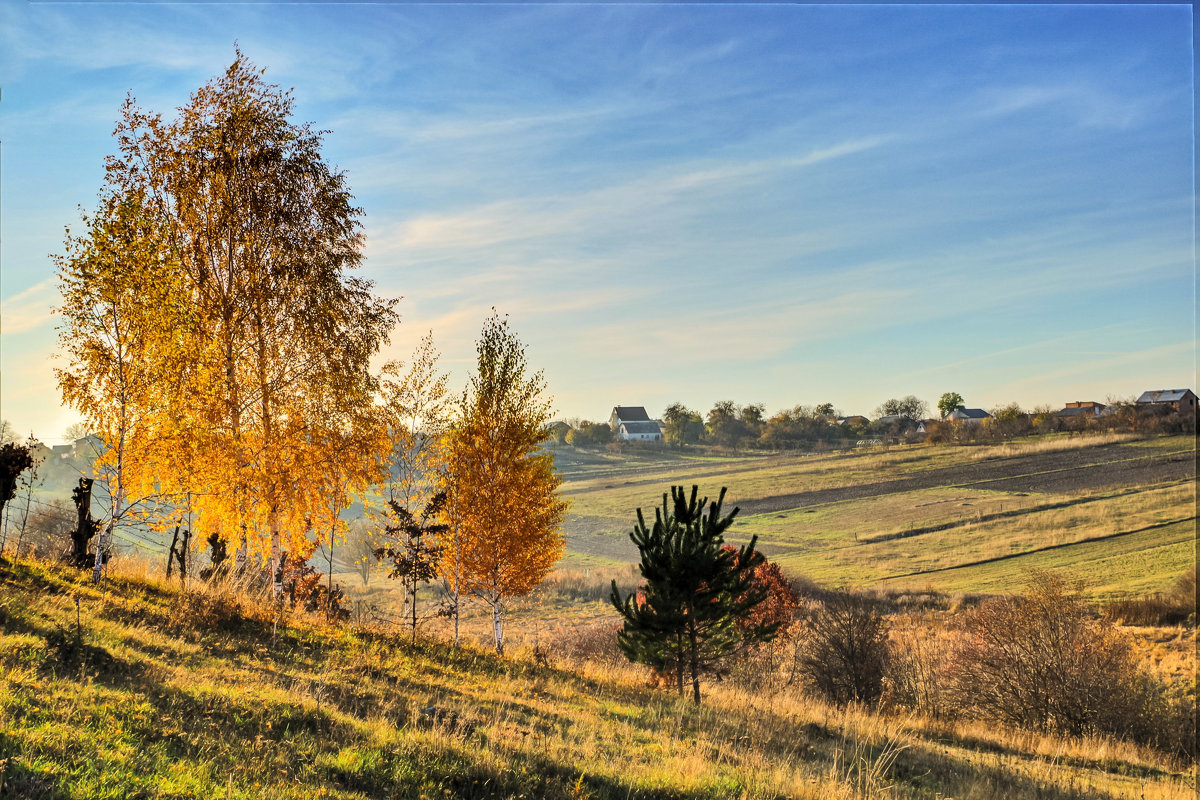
left=558, top=434, right=1196, bottom=597
left=1, top=561, right=1194, bottom=800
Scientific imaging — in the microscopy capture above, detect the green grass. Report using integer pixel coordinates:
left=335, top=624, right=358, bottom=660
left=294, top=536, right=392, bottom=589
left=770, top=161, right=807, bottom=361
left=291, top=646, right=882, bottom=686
left=1, top=559, right=1195, bottom=800
left=557, top=434, right=1196, bottom=598
left=874, top=519, right=1198, bottom=599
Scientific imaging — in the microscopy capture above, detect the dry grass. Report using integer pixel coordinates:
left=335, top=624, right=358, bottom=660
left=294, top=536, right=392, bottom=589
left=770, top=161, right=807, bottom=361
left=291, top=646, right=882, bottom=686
left=965, top=432, right=1144, bottom=460
left=3, top=556, right=1195, bottom=799
left=560, top=434, right=1194, bottom=600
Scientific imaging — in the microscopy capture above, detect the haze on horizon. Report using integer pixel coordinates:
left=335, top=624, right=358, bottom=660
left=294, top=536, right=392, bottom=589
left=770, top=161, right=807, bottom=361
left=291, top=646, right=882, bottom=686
left=1, top=2, right=1194, bottom=443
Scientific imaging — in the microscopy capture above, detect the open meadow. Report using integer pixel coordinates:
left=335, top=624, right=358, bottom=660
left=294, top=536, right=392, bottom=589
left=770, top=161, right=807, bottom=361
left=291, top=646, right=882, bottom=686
left=553, top=433, right=1196, bottom=599
left=1, top=432, right=1195, bottom=799
left=0, top=559, right=1195, bottom=800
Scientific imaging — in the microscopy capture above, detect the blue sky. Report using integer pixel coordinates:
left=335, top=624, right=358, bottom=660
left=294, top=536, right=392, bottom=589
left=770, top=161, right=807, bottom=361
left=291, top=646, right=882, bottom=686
left=1, top=2, right=1194, bottom=442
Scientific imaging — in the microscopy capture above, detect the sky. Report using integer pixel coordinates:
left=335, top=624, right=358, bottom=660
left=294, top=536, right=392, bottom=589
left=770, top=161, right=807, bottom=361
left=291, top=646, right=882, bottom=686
left=0, top=1, right=1194, bottom=443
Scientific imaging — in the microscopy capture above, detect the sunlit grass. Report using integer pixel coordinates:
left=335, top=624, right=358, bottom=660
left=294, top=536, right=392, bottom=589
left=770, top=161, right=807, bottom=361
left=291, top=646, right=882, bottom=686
left=561, top=434, right=1195, bottom=598
left=1, top=557, right=1195, bottom=799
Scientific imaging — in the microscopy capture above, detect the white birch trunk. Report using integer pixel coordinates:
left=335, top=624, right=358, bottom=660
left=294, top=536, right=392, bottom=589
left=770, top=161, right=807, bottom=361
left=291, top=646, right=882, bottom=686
left=270, top=525, right=283, bottom=598
left=492, top=597, right=504, bottom=654
left=93, top=433, right=124, bottom=584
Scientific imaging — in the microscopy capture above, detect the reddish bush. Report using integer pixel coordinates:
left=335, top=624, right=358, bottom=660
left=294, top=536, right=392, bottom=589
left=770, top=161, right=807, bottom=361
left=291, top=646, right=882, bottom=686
left=722, top=545, right=799, bottom=634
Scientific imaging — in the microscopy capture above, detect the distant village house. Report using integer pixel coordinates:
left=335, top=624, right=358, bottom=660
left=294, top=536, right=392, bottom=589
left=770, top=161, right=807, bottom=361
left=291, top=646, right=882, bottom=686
left=609, top=406, right=663, bottom=442
left=1136, top=389, right=1197, bottom=417
left=948, top=408, right=991, bottom=425
left=1055, top=401, right=1106, bottom=419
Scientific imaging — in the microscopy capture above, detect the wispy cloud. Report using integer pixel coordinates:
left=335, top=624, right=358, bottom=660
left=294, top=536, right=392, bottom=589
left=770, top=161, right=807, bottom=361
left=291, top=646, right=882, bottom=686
left=976, top=81, right=1154, bottom=130
left=370, top=135, right=890, bottom=261
left=1, top=279, right=58, bottom=335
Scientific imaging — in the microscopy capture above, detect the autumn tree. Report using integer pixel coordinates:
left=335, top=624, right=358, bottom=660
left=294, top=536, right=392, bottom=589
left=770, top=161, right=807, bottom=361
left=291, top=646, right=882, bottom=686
left=56, top=190, right=190, bottom=582
left=332, top=519, right=379, bottom=586
left=720, top=545, right=798, bottom=635
left=372, top=333, right=453, bottom=620
left=564, top=420, right=612, bottom=448
left=378, top=333, right=451, bottom=512
left=83, top=50, right=397, bottom=582
left=443, top=313, right=568, bottom=652
left=759, top=405, right=838, bottom=449
left=987, top=403, right=1029, bottom=439
left=662, top=403, right=703, bottom=445
left=611, top=485, right=781, bottom=704
left=704, top=401, right=741, bottom=447
left=874, top=395, right=929, bottom=421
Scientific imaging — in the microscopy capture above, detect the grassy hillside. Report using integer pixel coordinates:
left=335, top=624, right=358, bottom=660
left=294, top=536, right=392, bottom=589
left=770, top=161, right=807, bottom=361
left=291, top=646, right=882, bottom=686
left=1, top=560, right=1195, bottom=800
left=556, top=433, right=1196, bottom=598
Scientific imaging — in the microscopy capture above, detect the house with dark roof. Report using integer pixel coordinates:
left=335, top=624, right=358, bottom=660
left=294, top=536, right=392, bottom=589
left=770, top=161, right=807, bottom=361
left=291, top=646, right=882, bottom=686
left=948, top=408, right=991, bottom=425
left=1055, top=401, right=1106, bottom=419
left=1136, top=389, right=1197, bottom=417
left=609, top=406, right=662, bottom=442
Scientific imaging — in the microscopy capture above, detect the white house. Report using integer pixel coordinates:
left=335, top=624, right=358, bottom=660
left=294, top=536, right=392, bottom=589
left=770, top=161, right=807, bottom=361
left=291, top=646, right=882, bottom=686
left=948, top=408, right=991, bottom=425
left=609, top=406, right=663, bottom=442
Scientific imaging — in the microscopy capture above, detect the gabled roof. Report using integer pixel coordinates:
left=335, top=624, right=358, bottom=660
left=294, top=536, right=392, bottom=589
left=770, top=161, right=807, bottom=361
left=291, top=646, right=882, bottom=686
left=620, top=421, right=662, bottom=435
left=1137, top=389, right=1196, bottom=404
left=612, top=406, right=651, bottom=422
left=949, top=408, right=990, bottom=420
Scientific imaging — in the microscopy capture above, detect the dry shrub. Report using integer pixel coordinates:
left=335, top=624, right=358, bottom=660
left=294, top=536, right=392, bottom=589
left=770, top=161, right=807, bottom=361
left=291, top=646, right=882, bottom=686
left=795, top=590, right=890, bottom=705
left=1105, top=567, right=1196, bottom=626
left=948, top=573, right=1129, bottom=735
left=556, top=621, right=624, bottom=665
left=167, top=580, right=266, bottom=634
left=281, top=558, right=350, bottom=622
left=883, top=616, right=954, bottom=719
left=947, top=571, right=1195, bottom=758
left=1104, top=594, right=1192, bottom=627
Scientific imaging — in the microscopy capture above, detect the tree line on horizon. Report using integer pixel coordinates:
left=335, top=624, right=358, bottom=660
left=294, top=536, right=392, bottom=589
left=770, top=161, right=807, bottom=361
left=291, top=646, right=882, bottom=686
left=555, top=391, right=1195, bottom=451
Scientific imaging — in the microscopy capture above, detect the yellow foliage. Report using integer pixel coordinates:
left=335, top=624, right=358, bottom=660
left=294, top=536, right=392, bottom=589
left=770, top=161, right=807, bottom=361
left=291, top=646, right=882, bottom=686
left=442, top=314, right=568, bottom=648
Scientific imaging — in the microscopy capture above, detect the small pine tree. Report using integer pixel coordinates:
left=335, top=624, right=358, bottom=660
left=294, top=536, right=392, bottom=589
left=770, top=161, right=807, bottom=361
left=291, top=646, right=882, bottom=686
left=376, top=491, right=448, bottom=643
left=610, top=485, right=781, bottom=703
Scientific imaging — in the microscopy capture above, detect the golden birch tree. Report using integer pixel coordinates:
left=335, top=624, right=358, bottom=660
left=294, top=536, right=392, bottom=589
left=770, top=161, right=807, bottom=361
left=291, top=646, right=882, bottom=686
left=66, top=50, right=397, bottom=582
left=444, top=313, right=567, bottom=652
left=55, top=190, right=192, bottom=581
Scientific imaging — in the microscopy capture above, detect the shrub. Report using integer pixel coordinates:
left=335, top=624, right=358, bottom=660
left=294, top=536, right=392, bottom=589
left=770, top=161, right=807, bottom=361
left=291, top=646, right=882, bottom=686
left=721, top=545, right=799, bottom=635
left=795, top=590, right=889, bottom=705
left=947, top=572, right=1167, bottom=742
left=282, top=557, right=349, bottom=622
left=557, top=622, right=624, bottom=666
left=168, top=582, right=256, bottom=634
left=1103, top=594, right=1192, bottom=627
left=883, top=617, right=954, bottom=719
